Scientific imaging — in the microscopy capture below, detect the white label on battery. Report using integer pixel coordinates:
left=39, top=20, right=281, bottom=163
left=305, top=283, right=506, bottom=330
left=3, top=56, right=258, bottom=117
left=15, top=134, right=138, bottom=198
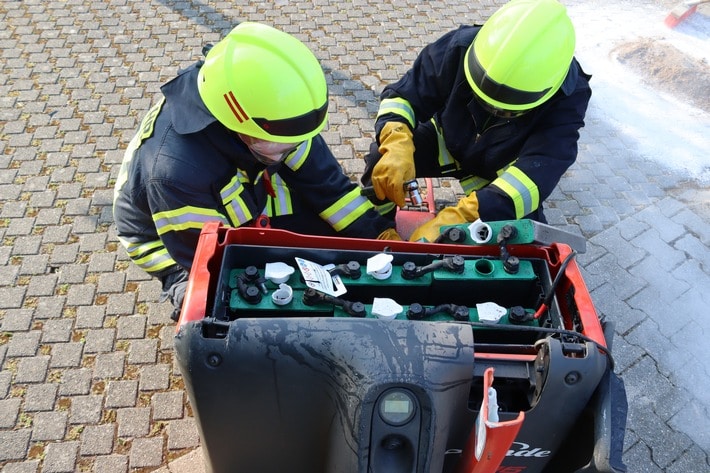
left=295, top=257, right=347, bottom=297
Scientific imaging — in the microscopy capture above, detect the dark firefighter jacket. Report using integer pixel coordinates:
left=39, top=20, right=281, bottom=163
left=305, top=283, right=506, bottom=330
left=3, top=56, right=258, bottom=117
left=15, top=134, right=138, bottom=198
left=113, top=62, right=392, bottom=281
left=374, top=25, right=592, bottom=222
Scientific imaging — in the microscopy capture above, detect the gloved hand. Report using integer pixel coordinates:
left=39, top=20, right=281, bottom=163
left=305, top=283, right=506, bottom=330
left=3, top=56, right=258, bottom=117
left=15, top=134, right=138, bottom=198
left=377, top=227, right=403, bottom=241
left=371, top=121, right=415, bottom=208
left=409, top=193, right=480, bottom=242
left=159, top=268, right=190, bottom=321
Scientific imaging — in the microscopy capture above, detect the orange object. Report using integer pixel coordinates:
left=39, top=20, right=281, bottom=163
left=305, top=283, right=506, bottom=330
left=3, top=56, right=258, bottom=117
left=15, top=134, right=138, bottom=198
left=665, top=0, right=709, bottom=28
left=457, top=367, right=525, bottom=473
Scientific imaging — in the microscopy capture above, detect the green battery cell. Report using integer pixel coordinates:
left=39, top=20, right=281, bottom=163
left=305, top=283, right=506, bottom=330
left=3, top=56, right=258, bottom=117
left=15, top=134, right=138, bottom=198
left=432, top=258, right=536, bottom=281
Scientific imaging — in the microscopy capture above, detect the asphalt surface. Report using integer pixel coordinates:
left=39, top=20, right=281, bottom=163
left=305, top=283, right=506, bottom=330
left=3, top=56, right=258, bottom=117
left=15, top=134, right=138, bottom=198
left=1, top=0, right=709, bottom=472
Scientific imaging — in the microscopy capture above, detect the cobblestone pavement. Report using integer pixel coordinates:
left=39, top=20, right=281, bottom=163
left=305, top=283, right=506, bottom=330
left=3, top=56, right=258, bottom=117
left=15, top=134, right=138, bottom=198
left=1, top=0, right=709, bottom=472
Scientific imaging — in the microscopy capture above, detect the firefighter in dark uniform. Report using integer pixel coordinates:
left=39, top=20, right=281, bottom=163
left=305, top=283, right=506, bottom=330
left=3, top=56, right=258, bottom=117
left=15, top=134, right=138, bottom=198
left=113, top=22, right=400, bottom=320
left=361, top=0, right=592, bottom=242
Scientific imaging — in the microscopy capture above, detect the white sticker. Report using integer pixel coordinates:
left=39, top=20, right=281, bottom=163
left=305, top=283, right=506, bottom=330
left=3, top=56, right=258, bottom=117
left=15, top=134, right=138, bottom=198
left=295, top=257, right=347, bottom=297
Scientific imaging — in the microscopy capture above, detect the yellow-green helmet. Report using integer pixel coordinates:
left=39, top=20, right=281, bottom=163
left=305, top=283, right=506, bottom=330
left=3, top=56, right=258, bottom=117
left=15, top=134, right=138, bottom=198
left=197, top=22, right=328, bottom=143
left=464, top=0, right=576, bottom=113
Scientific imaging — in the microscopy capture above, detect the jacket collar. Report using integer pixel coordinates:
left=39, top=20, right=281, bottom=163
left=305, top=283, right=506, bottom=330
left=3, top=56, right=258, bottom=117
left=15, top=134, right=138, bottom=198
left=160, top=61, right=218, bottom=134
left=560, top=58, right=581, bottom=96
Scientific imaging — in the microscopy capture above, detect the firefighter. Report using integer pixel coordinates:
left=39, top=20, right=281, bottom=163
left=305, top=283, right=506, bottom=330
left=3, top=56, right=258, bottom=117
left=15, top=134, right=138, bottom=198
left=361, top=0, right=592, bottom=242
left=113, top=22, right=400, bottom=320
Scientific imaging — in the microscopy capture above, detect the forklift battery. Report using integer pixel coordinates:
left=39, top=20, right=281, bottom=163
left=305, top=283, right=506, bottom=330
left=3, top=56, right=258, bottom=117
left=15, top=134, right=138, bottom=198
left=175, top=221, right=627, bottom=473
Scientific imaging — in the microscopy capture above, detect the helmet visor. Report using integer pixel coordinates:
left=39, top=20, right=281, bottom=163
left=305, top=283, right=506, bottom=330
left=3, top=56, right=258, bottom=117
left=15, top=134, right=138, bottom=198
left=473, top=93, right=531, bottom=119
left=252, top=101, right=328, bottom=138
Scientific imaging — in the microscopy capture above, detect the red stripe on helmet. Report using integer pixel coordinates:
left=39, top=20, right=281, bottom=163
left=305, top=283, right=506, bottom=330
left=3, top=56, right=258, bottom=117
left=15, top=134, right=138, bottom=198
left=223, top=92, right=249, bottom=123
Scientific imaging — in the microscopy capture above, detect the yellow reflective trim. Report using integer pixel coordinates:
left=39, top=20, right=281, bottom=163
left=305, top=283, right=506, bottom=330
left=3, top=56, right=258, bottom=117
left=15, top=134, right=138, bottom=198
left=283, top=140, right=311, bottom=172
left=220, top=172, right=253, bottom=225
left=270, top=173, right=293, bottom=215
left=459, top=175, right=490, bottom=195
left=491, top=166, right=539, bottom=219
left=332, top=199, right=373, bottom=231
left=117, top=236, right=176, bottom=274
left=113, top=98, right=166, bottom=204
left=377, top=98, right=415, bottom=128
left=320, top=187, right=373, bottom=231
left=133, top=248, right=176, bottom=273
left=431, top=118, right=459, bottom=172
left=118, top=237, right=163, bottom=259
left=153, top=206, right=227, bottom=235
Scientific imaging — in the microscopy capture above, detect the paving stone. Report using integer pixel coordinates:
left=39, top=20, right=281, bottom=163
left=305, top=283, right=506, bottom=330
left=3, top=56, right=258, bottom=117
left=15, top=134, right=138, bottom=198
left=97, top=272, right=126, bottom=294
left=674, top=235, right=710, bottom=272
left=629, top=408, right=693, bottom=470
left=49, top=342, right=84, bottom=368
left=33, top=296, right=65, bottom=319
left=0, top=430, right=31, bottom=461
left=56, top=264, right=88, bottom=284
left=74, top=306, right=106, bottom=329
left=589, top=225, right=647, bottom=269
left=167, top=418, right=200, bottom=450
left=0, top=460, right=40, bottom=473
left=78, top=233, right=108, bottom=253
left=611, top=336, right=646, bottom=375
left=14, top=356, right=50, bottom=383
left=634, top=207, right=687, bottom=243
left=138, top=364, right=170, bottom=392
left=671, top=208, right=710, bottom=247
left=17, top=255, right=50, bottom=276
left=127, top=339, right=158, bottom=364
left=80, top=424, right=115, bottom=456
left=65, top=283, right=97, bottom=306
left=116, top=407, right=151, bottom=438
left=664, top=444, right=710, bottom=473
left=31, top=410, right=68, bottom=441
left=9, top=237, right=42, bottom=256
left=0, top=397, right=21, bottom=428
left=105, top=292, right=137, bottom=315
left=0, top=309, right=33, bottom=332
left=90, top=454, right=128, bottom=473
left=116, top=315, right=146, bottom=339
left=151, top=391, right=184, bottom=421
left=83, top=328, right=116, bottom=354
left=87, top=253, right=116, bottom=273
left=630, top=228, right=687, bottom=272
left=626, top=320, right=691, bottom=378
left=0, top=287, right=26, bottom=310
left=57, top=368, right=92, bottom=396
left=93, top=352, right=126, bottom=379
left=6, top=332, right=41, bottom=358
left=48, top=243, right=80, bottom=265
left=68, top=394, right=103, bottom=425
left=105, top=380, right=138, bottom=408
left=128, top=437, right=163, bottom=468
left=25, top=274, right=58, bottom=297
left=22, top=383, right=58, bottom=412
left=667, top=357, right=710, bottom=410
left=41, top=319, right=74, bottom=343
left=42, top=441, right=79, bottom=473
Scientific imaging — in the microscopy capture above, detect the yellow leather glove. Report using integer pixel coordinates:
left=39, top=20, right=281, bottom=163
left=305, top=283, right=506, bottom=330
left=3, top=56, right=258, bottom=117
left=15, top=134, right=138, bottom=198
left=409, top=193, right=480, bottom=242
left=377, top=227, right=403, bottom=241
left=372, top=121, right=415, bottom=208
